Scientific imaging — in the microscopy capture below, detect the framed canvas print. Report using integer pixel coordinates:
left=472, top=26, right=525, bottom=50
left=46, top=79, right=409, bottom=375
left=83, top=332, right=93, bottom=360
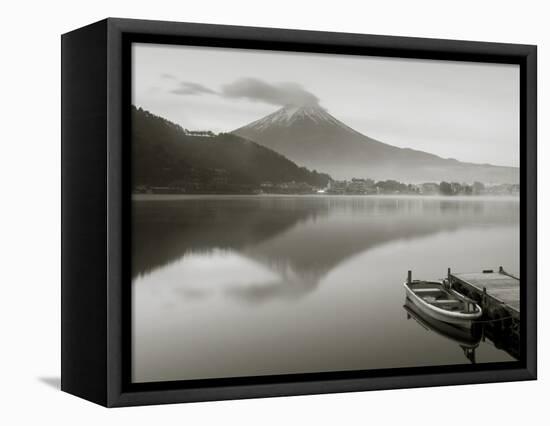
left=61, top=18, right=537, bottom=407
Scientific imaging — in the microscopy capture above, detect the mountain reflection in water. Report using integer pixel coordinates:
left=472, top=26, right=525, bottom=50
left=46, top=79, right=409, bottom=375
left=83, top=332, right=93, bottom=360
left=132, top=195, right=518, bottom=304
left=132, top=195, right=519, bottom=382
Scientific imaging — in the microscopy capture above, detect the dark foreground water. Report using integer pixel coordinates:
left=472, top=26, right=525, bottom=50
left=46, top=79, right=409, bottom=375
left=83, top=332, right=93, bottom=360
left=132, top=195, right=519, bottom=383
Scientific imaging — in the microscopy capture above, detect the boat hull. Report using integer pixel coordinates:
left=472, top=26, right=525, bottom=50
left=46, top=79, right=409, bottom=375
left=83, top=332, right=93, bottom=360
left=404, top=281, right=482, bottom=329
left=404, top=299, right=482, bottom=347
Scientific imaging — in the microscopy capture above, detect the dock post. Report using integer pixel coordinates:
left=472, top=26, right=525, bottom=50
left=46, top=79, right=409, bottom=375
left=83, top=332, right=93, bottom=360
left=407, top=270, right=412, bottom=285
left=499, top=266, right=504, bottom=273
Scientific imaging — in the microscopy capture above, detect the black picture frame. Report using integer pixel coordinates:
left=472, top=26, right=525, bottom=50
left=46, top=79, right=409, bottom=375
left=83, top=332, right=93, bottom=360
left=61, top=17, right=537, bottom=407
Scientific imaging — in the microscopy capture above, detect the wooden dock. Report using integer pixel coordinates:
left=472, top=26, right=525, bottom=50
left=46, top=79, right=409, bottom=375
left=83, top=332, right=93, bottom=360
left=448, top=267, right=520, bottom=359
left=449, top=267, right=519, bottom=317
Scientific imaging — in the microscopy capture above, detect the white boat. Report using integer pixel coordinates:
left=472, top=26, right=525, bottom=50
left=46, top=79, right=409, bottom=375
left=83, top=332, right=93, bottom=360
left=404, top=279, right=482, bottom=328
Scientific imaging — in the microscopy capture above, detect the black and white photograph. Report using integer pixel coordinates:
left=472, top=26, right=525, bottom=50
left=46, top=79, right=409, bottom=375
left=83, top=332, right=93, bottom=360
left=131, top=43, right=522, bottom=383
left=1, top=0, right=544, bottom=422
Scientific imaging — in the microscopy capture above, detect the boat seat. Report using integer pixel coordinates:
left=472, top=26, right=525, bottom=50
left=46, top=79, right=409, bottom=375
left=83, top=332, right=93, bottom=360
left=430, top=300, right=462, bottom=305
left=413, top=288, right=442, bottom=293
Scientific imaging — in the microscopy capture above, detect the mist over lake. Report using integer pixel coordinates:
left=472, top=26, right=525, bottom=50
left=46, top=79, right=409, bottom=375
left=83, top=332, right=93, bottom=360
left=132, top=195, right=519, bottom=382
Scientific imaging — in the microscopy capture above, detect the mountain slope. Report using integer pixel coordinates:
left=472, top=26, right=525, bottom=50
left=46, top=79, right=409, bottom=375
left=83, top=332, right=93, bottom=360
left=233, top=105, right=519, bottom=183
left=131, top=106, right=331, bottom=189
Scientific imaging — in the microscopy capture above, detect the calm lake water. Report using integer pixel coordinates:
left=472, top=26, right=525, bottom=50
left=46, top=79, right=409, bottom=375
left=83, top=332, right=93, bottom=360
left=132, top=195, right=519, bottom=383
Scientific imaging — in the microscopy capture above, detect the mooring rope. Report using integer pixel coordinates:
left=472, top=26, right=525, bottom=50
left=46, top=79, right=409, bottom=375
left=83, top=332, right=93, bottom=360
left=473, top=315, right=516, bottom=324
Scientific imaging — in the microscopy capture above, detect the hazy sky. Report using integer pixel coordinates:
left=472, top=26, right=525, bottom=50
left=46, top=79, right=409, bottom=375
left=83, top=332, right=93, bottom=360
left=133, top=43, right=519, bottom=167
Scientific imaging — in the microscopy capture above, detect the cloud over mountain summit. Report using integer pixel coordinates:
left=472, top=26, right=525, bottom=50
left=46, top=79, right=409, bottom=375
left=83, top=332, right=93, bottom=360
left=169, top=77, right=320, bottom=107
left=221, top=78, right=319, bottom=107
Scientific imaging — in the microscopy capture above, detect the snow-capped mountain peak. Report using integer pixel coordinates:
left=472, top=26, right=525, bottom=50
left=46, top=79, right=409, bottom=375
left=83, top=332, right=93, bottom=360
left=231, top=103, right=519, bottom=183
left=237, top=104, right=357, bottom=133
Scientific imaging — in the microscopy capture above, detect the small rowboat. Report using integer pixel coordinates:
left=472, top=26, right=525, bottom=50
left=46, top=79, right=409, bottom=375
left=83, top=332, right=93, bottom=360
left=404, top=279, right=482, bottom=328
left=403, top=299, right=481, bottom=348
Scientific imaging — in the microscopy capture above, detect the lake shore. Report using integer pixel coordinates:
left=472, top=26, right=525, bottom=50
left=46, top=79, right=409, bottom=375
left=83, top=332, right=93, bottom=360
left=132, top=193, right=520, bottom=202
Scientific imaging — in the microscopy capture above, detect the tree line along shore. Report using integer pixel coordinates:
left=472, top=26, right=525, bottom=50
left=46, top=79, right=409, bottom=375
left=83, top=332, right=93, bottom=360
left=133, top=178, right=519, bottom=196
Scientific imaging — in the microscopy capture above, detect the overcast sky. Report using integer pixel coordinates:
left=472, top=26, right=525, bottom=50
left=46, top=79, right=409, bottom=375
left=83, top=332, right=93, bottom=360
left=132, top=43, right=519, bottom=167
